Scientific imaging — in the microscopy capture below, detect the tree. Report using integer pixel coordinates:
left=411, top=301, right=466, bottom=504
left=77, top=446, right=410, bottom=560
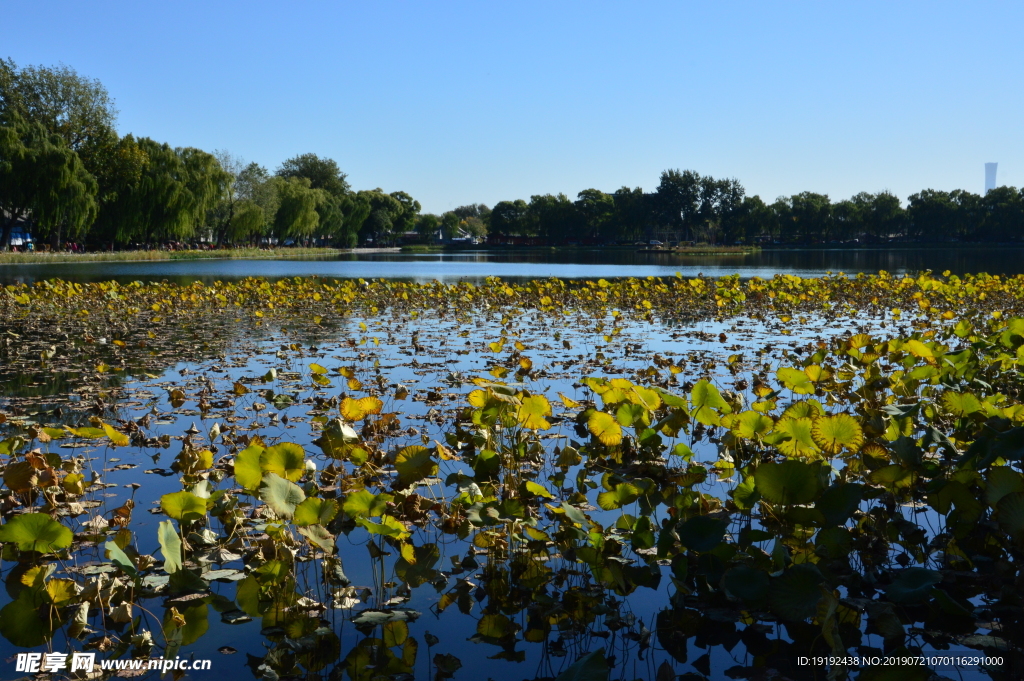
left=865, top=191, right=905, bottom=241
left=0, top=114, right=98, bottom=250
left=221, top=162, right=280, bottom=244
left=907, top=189, right=955, bottom=242
left=452, top=203, right=489, bottom=220
left=656, top=169, right=702, bottom=239
left=609, top=187, right=650, bottom=243
left=276, top=153, right=349, bottom=197
left=441, top=212, right=463, bottom=239
left=831, top=199, right=861, bottom=241
left=790, top=192, right=832, bottom=242
left=0, top=59, right=118, bottom=176
left=490, top=200, right=530, bottom=238
left=355, top=189, right=404, bottom=245
left=416, top=213, right=440, bottom=242
left=574, top=189, right=614, bottom=240
left=205, top=150, right=244, bottom=244
left=272, top=176, right=320, bottom=242
left=90, top=139, right=228, bottom=246
left=735, top=195, right=772, bottom=244
left=771, top=198, right=794, bottom=242
left=452, top=204, right=490, bottom=238
left=528, top=194, right=577, bottom=242
left=389, top=191, right=421, bottom=235
left=979, top=186, right=1024, bottom=242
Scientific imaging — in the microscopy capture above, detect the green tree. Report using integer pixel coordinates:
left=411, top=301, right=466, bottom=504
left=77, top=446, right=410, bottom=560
left=389, top=191, right=421, bottom=235
left=907, top=189, right=955, bottom=242
left=790, top=192, right=832, bottom=242
left=490, top=199, right=530, bottom=238
left=735, top=195, right=772, bottom=244
left=771, top=198, right=793, bottom=242
left=416, top=213, right=440, bottom=242
left=276, top=153, right=350, bottom=196
left=609, top=187, right=650, bottom=243
left=574, top=189, right=614, bottom=240
left=656, top=169, right=702, bottom=240
left=90, top=139, right=228, bottom=246
left=441, top=212, right=463, bottom=239
left=273, top=176, right=320, bottom=242
left=0, top=58, right=118, bottom=177
left=452, top=204, right=490, bottom=238
left=527, top=194, right=577, bottom=242
left=0, top=114, right=98, bottom=250
left=865, top=191, right=905, bottom=241
left=355, top=189, right=404, bottom=245
left=979, top=186, right=1024, bottom=242
left=235, top=162, right=280, bottom=241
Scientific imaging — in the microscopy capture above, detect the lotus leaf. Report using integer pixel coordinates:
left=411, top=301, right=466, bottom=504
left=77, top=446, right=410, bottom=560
left=0, top=513, right=73, bottom=553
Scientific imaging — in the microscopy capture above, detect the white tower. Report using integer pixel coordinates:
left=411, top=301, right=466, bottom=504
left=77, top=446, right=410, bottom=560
left=985, top=163, right=998, bottom=193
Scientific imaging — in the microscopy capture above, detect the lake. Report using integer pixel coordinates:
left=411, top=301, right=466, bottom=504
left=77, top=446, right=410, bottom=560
left=2, top=246, right=1024, bottom=285
left=0, top=263, right=1018, bottom=681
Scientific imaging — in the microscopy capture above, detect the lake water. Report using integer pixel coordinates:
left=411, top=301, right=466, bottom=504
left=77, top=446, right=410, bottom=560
left=2, top=246, right=1024, bottom=285
left=0, top=253, right=1014, bottom=680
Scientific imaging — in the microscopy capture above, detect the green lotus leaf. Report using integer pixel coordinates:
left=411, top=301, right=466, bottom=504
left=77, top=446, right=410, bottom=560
left=158, top=519, right=182, bottom=573
left=259, top=473, right=306, bottom=519
left=597, top=482, right=640, bottom=510
left=234, top=444, right=264, bottom=491
left=260, top=442, right=305, bottom=482
left=815, top=483, right=864, bottom=526
left=722, top=564, right=769, bottom=605
left=986, top=466, right=1024, bottom=507
left=676, top=515, right=727, bottom=552
left=885, top=567, right=942, bottom=604
left=294, top=497, right=339, bottom=527
left=754, top=460, right=823, bottom=505
left=690, top=379, right=730, bottom=426
left=297, top=524, right=336, bottom=554
left=777, top=367, right=815, bottom=394
left=556, top=649, right=609, bottom=681
left=161, top=491, right=207, bottom=522
left=0, top=513, right=73, bottom=553
left=394, top=445, right=437, bottom=488
left=0, top=589, right=55, bottom=647
left=343, top=489, right=391, bottom=519
left=768, top=564, right=824, bottom=621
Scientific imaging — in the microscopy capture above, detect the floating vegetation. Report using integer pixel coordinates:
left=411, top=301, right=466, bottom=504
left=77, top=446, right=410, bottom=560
left=1, top=272, right=1023, bottom=680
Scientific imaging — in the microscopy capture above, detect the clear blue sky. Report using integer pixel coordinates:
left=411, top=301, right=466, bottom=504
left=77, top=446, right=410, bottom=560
left=5, top=1, right=1021, bottom=213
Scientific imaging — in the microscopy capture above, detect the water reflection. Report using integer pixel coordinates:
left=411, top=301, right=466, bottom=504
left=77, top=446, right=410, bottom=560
left=2, top=246, right=1024, bottom=285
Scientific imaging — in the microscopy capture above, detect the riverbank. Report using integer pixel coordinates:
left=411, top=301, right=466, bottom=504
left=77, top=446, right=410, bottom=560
left=400, top=243, right=760, bottom=254
left=0, top=247, right=401, bottom=265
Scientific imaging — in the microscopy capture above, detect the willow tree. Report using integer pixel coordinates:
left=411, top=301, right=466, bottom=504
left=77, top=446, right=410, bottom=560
left=0, top=114, right=97, bottom=249
left=229, top=162, right=280, bottom=245
left=355, top=189, right=404, bottom=245
left=275, top=153, right=365, bottom=246
left=0, top=58, right=118, bottom=180
left=90, top=139, right=229, bottom=246
left=272, top=176, right=320, bottom=242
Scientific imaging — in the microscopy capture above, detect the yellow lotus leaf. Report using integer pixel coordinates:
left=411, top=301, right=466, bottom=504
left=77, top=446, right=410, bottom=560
left=812, top=414, right=864, bottom=455
left=588, top=411, right=623, bottom=446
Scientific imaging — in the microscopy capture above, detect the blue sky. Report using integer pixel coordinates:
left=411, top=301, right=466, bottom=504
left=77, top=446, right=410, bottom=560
left=5, top=1, right=1021, bottom=213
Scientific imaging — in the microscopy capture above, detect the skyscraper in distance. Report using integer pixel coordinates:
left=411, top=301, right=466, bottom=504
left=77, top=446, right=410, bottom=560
left=985, top=163, right=998, bottom=193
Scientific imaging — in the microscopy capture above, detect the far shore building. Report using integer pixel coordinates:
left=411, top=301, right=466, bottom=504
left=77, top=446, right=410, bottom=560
left=985, top=162, right=998, bottom=194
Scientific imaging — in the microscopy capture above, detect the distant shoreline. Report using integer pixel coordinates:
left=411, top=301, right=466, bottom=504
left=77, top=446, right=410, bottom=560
left=0, top=247, right=401, bottom=266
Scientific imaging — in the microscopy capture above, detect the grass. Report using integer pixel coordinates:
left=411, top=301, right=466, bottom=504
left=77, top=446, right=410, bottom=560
left=0, top=247, right=366, bottom=265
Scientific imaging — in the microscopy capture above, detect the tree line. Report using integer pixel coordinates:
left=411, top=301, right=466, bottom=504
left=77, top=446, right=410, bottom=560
left=0, top=59, right=424, bottom=251
left=481, top=169, right=1024, bottom=245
